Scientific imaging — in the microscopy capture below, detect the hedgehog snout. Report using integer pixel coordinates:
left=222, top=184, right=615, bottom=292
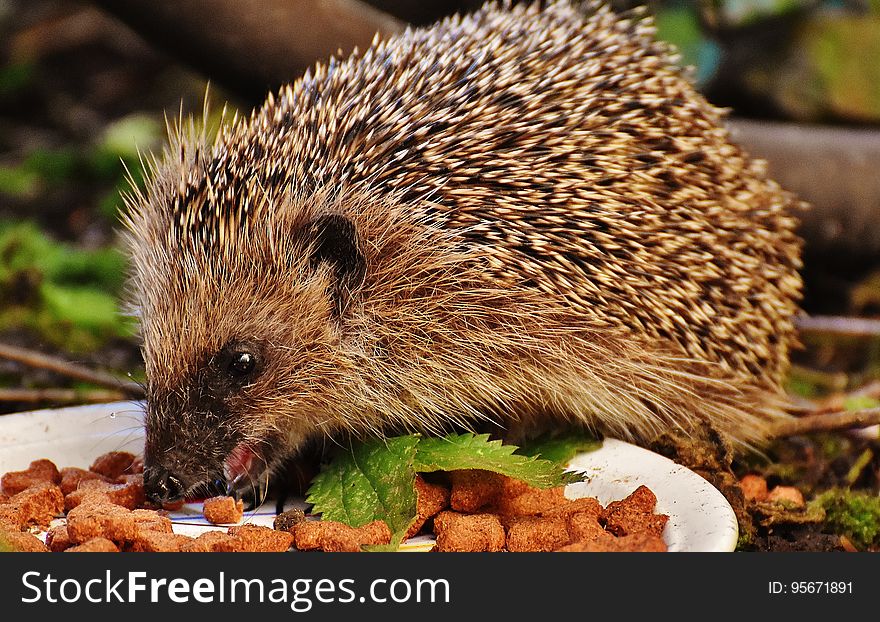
left=143, top=465, right=186, bottom=504
left=143, top=463, right=228, bottom=504
left=142, top=403, right=236, bottom=503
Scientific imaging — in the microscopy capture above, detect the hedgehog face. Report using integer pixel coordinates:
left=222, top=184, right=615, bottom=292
left=141, top=336, right=283, bottom=505
left=138, top=212, right=367, bottom=505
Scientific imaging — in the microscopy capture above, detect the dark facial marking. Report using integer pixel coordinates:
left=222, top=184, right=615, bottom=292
left=301, top=213, right=367, bottom=317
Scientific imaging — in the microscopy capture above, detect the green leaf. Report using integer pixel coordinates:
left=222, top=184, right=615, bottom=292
left=516, top=431, right=601, bottom=466
left=98, top=113, right=162, bottom=161
left=306, top=435, right=420, bottom=541
left=414, top=433, right=584, bottom=487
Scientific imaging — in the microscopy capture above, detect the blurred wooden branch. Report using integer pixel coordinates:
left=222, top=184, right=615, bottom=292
left=91, top=0, right=405, bottom=99
left=0, top=388, right=129, bottom=404
left=90, top=1, right=880, bottom=257
left=0, top=343, right=145, bottom=398
left=794, top=314, right=880, bottom=337
left=728, top=119, right=880, bottom=258
left=771, top=407, right=880, bottom=437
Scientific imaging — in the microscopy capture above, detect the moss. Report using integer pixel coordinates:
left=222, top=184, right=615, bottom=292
left=810, top=489, right=880, bottom=549
left=735, top=528, right=753, bottom=551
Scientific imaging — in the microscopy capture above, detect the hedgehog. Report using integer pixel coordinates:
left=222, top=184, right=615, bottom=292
left=122, top=0, right=802, bottom=504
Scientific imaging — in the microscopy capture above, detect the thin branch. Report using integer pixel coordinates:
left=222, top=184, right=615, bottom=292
left=0, top=342, right=144, bottom=398
left=0, top=388, right=130, bottom=404
left=795, top=315, right=880, bottom=338
left=770, top=407, right=880, bottom=438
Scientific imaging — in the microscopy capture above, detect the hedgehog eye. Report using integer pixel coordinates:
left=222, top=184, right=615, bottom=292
left=227, top=352, right=257, bottom=378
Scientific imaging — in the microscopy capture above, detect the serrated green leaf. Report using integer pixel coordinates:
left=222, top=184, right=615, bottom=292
left=414, top=433, right=584, bottom=487
left=305, top=435, right=420, bottom=542
left=516, top=431, right=601, bottom=466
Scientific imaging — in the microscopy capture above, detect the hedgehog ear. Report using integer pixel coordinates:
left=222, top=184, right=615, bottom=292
left=303, top=214, right=366, bottom=317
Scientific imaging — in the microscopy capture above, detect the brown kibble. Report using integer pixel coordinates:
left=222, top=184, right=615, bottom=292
left=2, top=482, right=64, bottom=530
left=567, top=511, right=612, bottom=543
left=60, top=467, right=108, bottom=496
left=273, top=508, right=307, bottom=532
left=293, top=519, right=391, bottom=552
left=46, top=525, right=73, bottom=552
left=65, top=477, right=145, bottom=511
left=66, top=501, right=138, bottom=544
left=557, top=533, right=667, bottom=552
left=357, top=520, right=392, bottom=545
left=506, top=515, right=570, bottom=552
left=182, top=531, right=241, bottom=552
left=1, top=459, right=61, bottom=496
left=449, top=470, right=503, bottom=513
left=0, top=452, right=671, bottom=554
left=601, top=485, right=668, bottom=538
left=129, top=532, right=194, bottom=552
left=499, top=475, right=531, bottom=499
left=496, top=486, right=567, bottom=516
left=0, top=506, right=18, bottom=530
left=433, top=511, right=505, bottom=552
left=132, top=509, right=173, bottom=534
left=767, top=486, right=805, bottom=508
left=405, top=475, right=450, bottom=539
left=0, top=528, right=49, bottom=552
left=740, top=474, right=769, bottom=502
left=545, top=496, right=603, bottom=520
left=65, top=537, right=119, bottom=553
left=203, top=496, right=244, bottom=524
left=294, top=522, right=357, bottom=552
left=89, top=452, right=138, bottom=480
left=228, top=524, right=294, bottom=552
left=611, top=485, right=657, bottom=512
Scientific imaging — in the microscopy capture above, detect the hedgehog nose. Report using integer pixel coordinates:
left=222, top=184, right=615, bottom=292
left=144, top=467, right=185, bottom=504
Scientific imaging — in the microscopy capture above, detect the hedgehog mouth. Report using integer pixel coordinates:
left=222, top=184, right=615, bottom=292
left=222, top=442, right=270, bottom=502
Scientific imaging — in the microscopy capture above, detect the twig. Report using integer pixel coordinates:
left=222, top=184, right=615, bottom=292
left=0, top=342, right=144, bottom=397
left=770, top=407, right=880, bottom=438
left=0, top=388, right=130, bottom=404
left=794, top=315, right=880, bottom=338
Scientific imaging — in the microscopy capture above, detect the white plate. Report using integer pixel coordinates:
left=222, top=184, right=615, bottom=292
left=0, top=401, right=738, bottom=551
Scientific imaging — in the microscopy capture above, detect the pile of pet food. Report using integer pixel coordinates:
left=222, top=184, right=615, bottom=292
left=0, top=453, right=668, bottom=552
